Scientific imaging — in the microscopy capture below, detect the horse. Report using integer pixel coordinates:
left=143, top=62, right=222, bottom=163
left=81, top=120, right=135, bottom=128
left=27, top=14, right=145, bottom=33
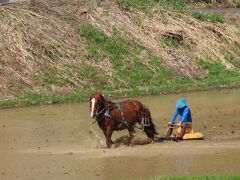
left=89, top=92, right=158, bottom=148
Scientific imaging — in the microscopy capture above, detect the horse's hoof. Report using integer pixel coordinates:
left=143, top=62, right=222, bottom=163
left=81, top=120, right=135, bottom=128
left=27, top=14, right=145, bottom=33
left=106, top=144, right=112, bottom=148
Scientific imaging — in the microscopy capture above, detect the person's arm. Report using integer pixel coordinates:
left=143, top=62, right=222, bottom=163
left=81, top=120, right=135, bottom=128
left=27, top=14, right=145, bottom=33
left=171, top=108, right=179, bottom=123
left=179, top=107, right=190, bottom=124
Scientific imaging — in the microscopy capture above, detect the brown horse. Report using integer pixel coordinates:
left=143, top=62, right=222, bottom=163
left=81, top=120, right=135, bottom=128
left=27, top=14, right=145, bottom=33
left=89, top=92, right=158, bottom=148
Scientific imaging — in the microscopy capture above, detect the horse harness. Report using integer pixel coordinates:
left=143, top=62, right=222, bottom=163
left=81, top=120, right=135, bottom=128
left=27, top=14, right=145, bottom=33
left=96, top=102, right=129, bottom=129
left=95, top=101, right=151, bottom=130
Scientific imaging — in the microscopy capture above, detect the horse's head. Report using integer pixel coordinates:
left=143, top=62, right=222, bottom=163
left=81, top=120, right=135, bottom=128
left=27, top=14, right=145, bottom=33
left=89, top=92, right=105, bottom=118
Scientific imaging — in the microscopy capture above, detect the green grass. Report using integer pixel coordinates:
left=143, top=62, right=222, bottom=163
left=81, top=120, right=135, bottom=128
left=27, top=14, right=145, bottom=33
left=72, top=25, right=240, bottom=97
left=1, top=24, right=240, bottom=108
left=116, top=0, right=155, bottom=12
left=0, top=91, right=89, bottom=108
left=79, top=24, right=128, bottom=66
left=116, top=0, right=186, bottom=11
left=225, top=52, right=240, bottom=69
left=192, top=11, right=224, bottom=23
left=195, top=57, right=240, bottom=88
left=78, top=24, right=175, bottom=90
left=236, top=0, right=240, bottom=8
left=159, top=36, right=182, bottom=48
left=157, top=0, right=186, bottom=11
left=39, top=69, right=70, bottom=87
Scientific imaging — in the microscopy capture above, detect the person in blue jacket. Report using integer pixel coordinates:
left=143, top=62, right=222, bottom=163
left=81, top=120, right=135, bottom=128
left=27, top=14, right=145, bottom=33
left=166, top=98, right=192, bottom=139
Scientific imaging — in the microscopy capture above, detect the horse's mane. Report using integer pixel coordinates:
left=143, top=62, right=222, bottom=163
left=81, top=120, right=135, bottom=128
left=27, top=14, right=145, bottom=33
left=93, top=92, right=115, bottom=107
left=105, top=99, right=115, bottom=107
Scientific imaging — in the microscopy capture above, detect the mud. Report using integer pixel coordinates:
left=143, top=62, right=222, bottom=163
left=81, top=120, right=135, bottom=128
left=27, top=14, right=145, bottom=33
left=0, top=88, right=240, bottom=179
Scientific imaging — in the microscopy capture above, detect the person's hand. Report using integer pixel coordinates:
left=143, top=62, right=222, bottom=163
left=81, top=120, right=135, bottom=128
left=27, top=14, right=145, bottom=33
left=167, top=122, right=172, bottom=126
left=168, top=122, right=175, bottom=127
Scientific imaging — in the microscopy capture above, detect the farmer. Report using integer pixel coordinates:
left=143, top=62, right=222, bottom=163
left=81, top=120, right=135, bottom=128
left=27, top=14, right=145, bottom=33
left=166, top=98, right=192, bottom=139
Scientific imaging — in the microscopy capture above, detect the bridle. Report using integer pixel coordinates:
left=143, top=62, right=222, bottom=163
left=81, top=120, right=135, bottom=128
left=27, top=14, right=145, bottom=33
left=90, top=97, right=107, bottom=119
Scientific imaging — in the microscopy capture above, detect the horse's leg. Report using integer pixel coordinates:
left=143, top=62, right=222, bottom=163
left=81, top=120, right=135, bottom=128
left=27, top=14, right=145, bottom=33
left=103, top=130, right=114, bottom=144
left=127, top=126, right=135, bottom=139
left=106, top=127, right=113, bottom=148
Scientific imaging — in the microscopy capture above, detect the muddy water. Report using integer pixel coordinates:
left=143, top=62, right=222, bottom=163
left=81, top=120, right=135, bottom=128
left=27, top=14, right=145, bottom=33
left=0, top=88, right=240, bottom=179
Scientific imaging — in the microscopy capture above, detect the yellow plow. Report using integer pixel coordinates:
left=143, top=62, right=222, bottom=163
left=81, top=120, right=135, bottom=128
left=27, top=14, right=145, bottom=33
left=166, top=123, right=204, bottom=140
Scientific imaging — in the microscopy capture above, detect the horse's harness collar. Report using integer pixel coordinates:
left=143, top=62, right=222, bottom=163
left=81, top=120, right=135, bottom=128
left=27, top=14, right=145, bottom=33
left=95, top=101, right=109, bottom=122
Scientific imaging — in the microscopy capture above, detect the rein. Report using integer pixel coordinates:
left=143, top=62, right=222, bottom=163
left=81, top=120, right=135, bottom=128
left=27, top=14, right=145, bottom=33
left=96, top=103, right=109, bottom=117
left=95, top=101, right=110, bottom=122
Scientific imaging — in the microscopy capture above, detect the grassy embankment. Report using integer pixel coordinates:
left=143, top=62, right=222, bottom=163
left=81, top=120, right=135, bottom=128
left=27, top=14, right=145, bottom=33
left=0, top=0, right=240, bottom=108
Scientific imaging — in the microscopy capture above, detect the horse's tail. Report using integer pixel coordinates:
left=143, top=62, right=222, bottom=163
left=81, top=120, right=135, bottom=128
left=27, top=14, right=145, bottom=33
left=140, top=106, right=158, bottom=140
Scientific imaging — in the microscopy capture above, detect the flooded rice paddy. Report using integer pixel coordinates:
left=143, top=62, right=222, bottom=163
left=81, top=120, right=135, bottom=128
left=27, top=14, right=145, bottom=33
left=0, top=88, right=240, bottom=179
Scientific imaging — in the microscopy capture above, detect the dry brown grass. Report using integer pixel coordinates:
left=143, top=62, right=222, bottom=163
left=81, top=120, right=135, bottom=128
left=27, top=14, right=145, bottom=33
left=90, top=1, right=240, bottom=76
left=0, top=0, right=240, bottom=99
left=0, top=1, right=89, bottom=99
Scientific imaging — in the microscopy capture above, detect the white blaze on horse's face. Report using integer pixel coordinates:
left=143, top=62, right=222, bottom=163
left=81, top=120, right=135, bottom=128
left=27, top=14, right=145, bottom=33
left=90, top=98, right=96, bottom=118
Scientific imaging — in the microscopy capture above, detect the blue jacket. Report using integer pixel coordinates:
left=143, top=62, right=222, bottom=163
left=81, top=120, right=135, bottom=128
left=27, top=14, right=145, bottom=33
left=171, top=106, right=192, bottom=124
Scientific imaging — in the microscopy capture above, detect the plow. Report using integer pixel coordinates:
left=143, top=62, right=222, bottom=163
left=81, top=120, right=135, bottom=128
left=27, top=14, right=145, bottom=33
left=165, top=122, right=204, bottom=140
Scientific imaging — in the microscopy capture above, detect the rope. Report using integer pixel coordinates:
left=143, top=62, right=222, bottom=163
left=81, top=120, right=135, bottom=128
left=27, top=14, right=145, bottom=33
left=89, top=125, right=101, bottom=139
left=89, top=125, right=103, bottom=149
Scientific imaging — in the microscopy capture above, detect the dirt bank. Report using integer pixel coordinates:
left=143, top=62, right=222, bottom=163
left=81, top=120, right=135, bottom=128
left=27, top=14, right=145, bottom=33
left=0, top=0, right=240, bottom=102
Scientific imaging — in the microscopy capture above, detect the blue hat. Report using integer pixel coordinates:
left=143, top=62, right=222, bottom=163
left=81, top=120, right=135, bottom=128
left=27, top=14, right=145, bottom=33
left=176, top=98, right=187, bottom=109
